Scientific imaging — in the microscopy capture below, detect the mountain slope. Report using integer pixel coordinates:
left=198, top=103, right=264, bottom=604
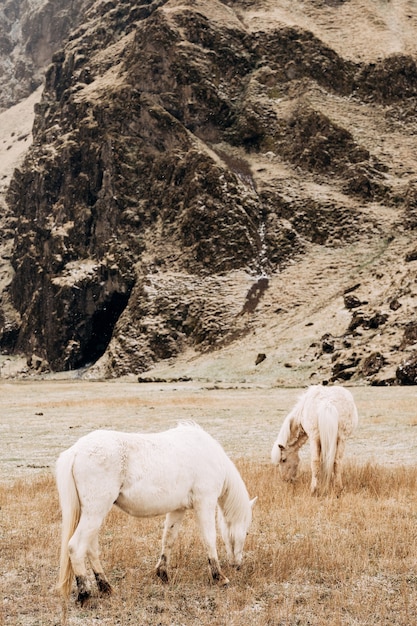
left=2, top=0, right=417, bottom=385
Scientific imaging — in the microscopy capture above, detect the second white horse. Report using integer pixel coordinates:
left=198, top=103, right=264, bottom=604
left=271, top=385, right=359, bottom=495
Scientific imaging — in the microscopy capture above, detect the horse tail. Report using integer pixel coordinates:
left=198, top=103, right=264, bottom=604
left=317, top=401, right=339, bottom=490
left=55, top=447, right=80, bottom=600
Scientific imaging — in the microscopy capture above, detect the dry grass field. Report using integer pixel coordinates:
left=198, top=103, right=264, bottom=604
left=1, top=381, right=417, bottom=625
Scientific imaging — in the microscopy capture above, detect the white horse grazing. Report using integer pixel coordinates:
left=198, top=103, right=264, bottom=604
left=56, top=422, right=256, bottom=605
left=271, top=385, right=358, bottom=495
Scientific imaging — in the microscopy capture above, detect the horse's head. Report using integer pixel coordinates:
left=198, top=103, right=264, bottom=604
left=218, top=496, right=257, bottom=567
left=271, top=412, right=306, bottom=482
left=276, top=444, right=300, bottom=483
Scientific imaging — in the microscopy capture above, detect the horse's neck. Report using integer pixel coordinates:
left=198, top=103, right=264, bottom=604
left=220, top=463, right=249, bottom=521
left=287, top=413, right=308, bottom=449
left=290, top=425, right=308, bottom=449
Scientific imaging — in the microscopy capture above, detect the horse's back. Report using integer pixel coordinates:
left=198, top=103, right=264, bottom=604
left=314, top=385, right=358, bottom=433
left=324, top=386, right=358, bottom=434
left=69, top=424, right=226, bottom=471
left=300, top=385, right=358, bottom=436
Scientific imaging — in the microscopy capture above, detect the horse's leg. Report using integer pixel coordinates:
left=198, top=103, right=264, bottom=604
left=68, top=517, right=94, bottom=605
left=195, top=501, right=229, bottom=586
left=68, top=512, right=110, bottom=605
left=310, top=437, right=321, bottom=495
left=333, top=438, right=346, bottom=495
left=156, top=509, right=186, bottom=583
left=88, top=532, right=112, bottom=596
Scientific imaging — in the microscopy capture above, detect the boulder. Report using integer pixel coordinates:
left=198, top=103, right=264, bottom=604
left=396, top=354, right=417, bottom=385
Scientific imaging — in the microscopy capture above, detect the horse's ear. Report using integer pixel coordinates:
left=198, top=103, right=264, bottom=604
left=250, top=496, right=258, bottom=508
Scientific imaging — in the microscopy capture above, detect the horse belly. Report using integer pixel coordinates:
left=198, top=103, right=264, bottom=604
left=115, top=481, right=192, bottom=518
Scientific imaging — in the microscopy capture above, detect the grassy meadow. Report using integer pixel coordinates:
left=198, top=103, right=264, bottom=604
left=1, top=382, right=417, bottom=625
left=1, top=461, right=417, bottom=625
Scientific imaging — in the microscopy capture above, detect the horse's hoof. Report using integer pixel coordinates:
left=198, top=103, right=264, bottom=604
left=95, top=573, right=112, bottom=596
left=77, top=590, right=91, bottom=607
left=76, top=575, right=92, bottom=606
left=156, top=568, right=169, bottom=584
left=99, top=581, right=112, bottom=596
left=211, top=571, right=230, bottom=586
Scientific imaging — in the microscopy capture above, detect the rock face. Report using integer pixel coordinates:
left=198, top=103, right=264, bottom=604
left=0, top=0, right=92, bottom=111
left=3, top=0, right=417, bottom=383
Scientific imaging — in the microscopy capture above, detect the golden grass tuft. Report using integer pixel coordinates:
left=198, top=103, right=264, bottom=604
left=1, top=461, right=417, bottom=625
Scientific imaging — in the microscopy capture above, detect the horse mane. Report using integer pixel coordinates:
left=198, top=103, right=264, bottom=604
left=176, top=420, right=202, bottom=430
left=276, top=412, right=293, bottom=447
left=276, top=402, right=305, bottom=449
left=219, top=457, right=251, bottom=523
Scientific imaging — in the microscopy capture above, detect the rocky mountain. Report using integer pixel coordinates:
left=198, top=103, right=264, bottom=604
left=0, top=0, right=93, bottom=112
left=1, top=0, right=417, bottom=385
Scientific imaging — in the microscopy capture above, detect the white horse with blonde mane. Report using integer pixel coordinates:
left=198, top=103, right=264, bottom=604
left=271, top=385, right=358, bottom=495
left=56, top=422, right=256, bottom=605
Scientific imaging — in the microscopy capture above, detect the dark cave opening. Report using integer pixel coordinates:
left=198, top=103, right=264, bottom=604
left=76, top=291, right=130, bottom=368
